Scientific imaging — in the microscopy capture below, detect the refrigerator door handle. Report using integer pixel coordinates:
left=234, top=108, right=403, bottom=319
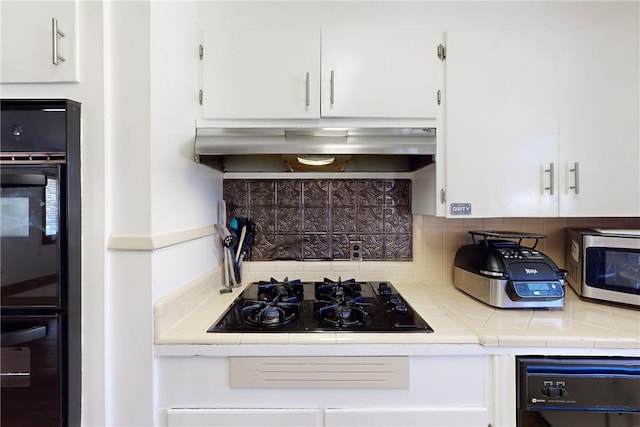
left=1, top=326, right=47, bottom=346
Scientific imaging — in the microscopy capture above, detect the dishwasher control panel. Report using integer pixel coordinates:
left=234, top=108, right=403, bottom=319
left=517, top=356, right=640, bottom=411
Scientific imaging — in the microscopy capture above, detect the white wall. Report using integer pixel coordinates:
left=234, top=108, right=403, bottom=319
left=150, top=2, right=221, bottom=237
left=196, top=1, right=638, bottom=31
left=107, top=1, right=222, bottom=426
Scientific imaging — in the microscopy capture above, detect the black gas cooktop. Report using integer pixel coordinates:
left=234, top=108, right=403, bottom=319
left=207, top=277, right=434, bottom=333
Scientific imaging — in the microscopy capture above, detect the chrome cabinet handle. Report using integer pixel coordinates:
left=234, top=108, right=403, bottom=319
left=569, top=162, right=580, bottom=194
left=330, top=70, right=335, bottom=105
left=305, top=72, right=310, bottom=107
left=52, top=18, right=66, bottom=65
left=545, top=162, right=555, bottom=195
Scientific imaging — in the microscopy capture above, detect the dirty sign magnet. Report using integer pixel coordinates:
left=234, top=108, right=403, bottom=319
left=450, top=203, right=472, bottom=216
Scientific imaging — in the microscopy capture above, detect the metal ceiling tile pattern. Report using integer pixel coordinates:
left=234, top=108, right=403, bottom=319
left=223, top=179, right=412, bottom=261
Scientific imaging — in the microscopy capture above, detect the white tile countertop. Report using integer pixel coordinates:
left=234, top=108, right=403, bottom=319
left=154, top=274, right=640, bottom=356
left=419, top=282, right=640, bottom=350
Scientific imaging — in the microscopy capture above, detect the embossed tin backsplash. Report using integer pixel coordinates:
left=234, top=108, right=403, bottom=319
left=223, top=179, right=412, bottom=261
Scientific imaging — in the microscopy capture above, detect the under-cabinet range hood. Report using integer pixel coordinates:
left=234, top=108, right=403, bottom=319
left=194, top=127, right=436, bottom=172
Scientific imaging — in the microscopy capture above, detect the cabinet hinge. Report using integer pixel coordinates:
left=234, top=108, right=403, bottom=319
left=440, top=189, right=446, bottom=204
left=199, top=90, right=203, bottom=105
left=199, top=44, right=203, bottom=60
left=437, top=90, right=441, bottom=106
left=437, top=44, right=446, bottom=61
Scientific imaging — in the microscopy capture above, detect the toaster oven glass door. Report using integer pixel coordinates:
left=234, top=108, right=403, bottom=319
left=585, top=247, right=640, bottom=295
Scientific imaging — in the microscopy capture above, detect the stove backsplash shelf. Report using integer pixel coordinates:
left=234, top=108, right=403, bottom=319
left=223, top=178, right=413, bottom=261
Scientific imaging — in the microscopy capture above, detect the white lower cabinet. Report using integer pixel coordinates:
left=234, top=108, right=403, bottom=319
left=158, top=355, right=490, bottom=427
left=167, top=407, right=488, bottom=427
left=324, top=408, right=489, bottom=427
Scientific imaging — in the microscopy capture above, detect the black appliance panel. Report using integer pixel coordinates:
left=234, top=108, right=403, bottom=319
left=1, top=98, right=82, bottom=427
left=1, top=315, right=63, bottom=427
left=517, top=356, right=640, bottom=427
left=1, top=165, right=63, bottom=309
left=209, top=280, right=433, bottom=333
left=0, top=107, right=67, bottom=153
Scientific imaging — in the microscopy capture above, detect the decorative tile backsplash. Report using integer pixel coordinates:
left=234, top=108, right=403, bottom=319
left=223, top=179, right=412, bottom=261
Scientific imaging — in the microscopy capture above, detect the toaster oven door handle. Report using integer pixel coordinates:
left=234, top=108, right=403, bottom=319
left=480, top=269, right=504, bottom=277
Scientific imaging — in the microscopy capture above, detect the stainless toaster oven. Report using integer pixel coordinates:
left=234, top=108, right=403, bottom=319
left=565, top=228, right=640, bottom=307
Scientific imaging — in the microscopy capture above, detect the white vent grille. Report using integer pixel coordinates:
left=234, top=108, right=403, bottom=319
left=229, top=356, right=409, bottom=389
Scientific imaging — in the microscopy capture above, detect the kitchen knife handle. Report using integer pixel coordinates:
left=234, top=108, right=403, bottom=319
left=305, top=72, right=310, bottom=107
left=330, top=70, right=335, bottom=105
left=569, top=162, right=580, bottom=194
left=52, top=18, right=66, bottom=65
left=545, top=162, right=555, bottom=195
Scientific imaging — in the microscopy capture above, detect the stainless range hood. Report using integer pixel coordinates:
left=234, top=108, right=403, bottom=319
left=194, top=127, right=436, bottom=172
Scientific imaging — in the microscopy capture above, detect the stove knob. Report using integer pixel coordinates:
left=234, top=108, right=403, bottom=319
left=388, top=296, right=401, bottom=305
left=378, top=283, right=391, bottom=293
left=391, top=302, right=408, bottom=313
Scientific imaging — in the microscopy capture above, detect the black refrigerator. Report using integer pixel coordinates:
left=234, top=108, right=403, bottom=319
left=0, top=99, right=81, bottom=427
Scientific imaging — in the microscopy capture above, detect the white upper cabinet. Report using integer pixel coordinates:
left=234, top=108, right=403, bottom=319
left=201, top=27, right=442, bottom=120
left=444, top=31, right=559, bottom=218
left=202, top=28, right=320, bottom=119
left=1, top=1, right=79, bottom=83
left=557, top=30, right=640, bottom=217
left=320, top=28, right=443, bottom=119
left=442, top=29, right=639, bottom=218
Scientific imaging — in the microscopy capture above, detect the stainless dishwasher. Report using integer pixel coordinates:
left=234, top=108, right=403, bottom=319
left=516, top=356, right=640, bottom=427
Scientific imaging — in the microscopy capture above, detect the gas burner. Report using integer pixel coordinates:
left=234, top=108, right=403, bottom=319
left=257, top=277, right=303, bottom=303
left=314, top=279, right=373, bottom=328
left=241, top=300, right=299, bottom=327
left=322, top=277, right=359, bottom=286
left=314, top=299, right=372, bottom=328
left=315, top=277, right=362, bottom=301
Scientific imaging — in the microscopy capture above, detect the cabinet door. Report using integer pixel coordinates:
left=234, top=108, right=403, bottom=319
left=444, top=31, right=558, bottom=218
left=558, top=30, right=640, bottom=216
left=1, top=1, right=79, bottom=83
left=167, top=408, right=322, bottom=427
left=325, top=408, right=489, bottom=427
left=202, top=28, right=320, bottom=119
left=321, top=28, right=442, bottom=119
